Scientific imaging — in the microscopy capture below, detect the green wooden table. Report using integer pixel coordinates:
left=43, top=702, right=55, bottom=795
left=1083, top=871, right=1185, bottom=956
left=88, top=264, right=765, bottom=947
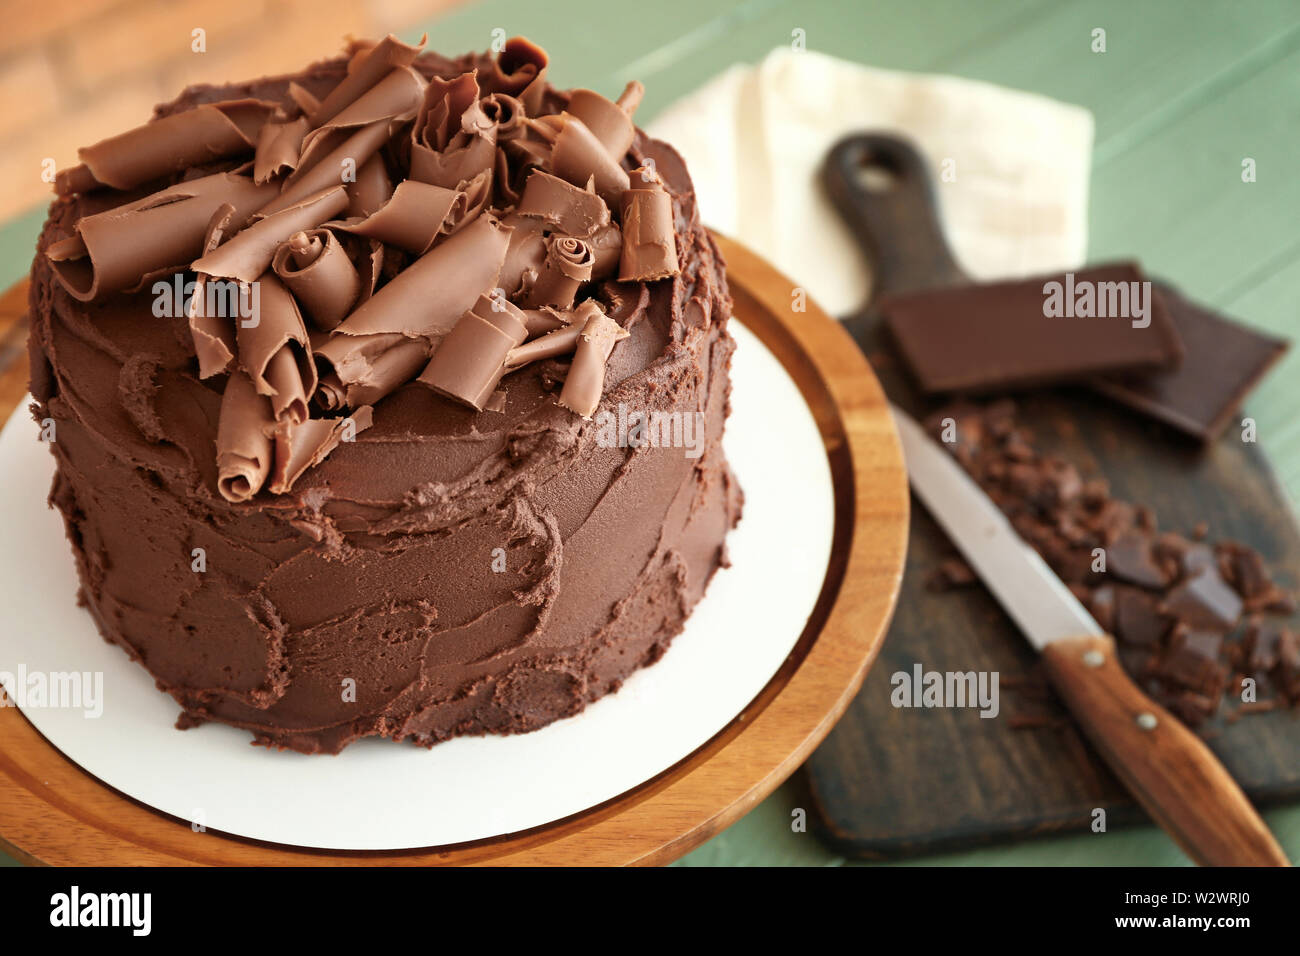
left=3, top=0, right=1297, bottom=867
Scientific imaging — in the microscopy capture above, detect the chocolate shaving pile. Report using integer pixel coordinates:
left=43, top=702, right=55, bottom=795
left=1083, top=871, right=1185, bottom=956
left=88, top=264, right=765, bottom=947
left=927, top=400, right=1300, bottom=727
left=47, top=34, right=680, bottom=503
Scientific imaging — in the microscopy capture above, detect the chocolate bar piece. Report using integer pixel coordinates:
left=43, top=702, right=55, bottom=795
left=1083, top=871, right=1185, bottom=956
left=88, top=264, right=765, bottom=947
left=883, top=262, right=1183, bottom=393
left=1092, top=283, right=1288, bottom=443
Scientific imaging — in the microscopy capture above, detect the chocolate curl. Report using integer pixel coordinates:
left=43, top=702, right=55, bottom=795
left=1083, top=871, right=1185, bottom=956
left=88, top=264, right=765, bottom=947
left=192, top=185, right=348, bottom=283
left=314, top=372, right=348, bottom=412
left=337, top=177, right=480, bottom=254
left=188, top=203, right=239, bottom=378
left=272, top=228, right=361, bottom=331
left=482, top=92, right=526, bottom=140
left=521, top=306, right=569, bottom=336
left=497, top=214, right=547, bottom=300
left=418, top=293, right=528, bottom=410
left=268, top=405, right=374, bottom=494
left=296, top=66, right=427, bottom=173
left=522, top=235, right=594, bottom=309
left=236, top=273, right=317, bottom=420
left=515, top=169, right=609, bottom=236
left=55, top=99, right=278, bottom=195
left=485, top=37, right=549, bottom=114
left=505, top=303, right=594, bottom=370
left=315, top=331, right=430, bottom=407
left=493, top=148, right=524, bottom=206
left=334, top=214, right=511, bottom=339
left=347, top=155, right=393, bottom=218
left=45, top=172, right=277, bottom=302
left=287, top=81, right=321, bottom=118
left=589, top=221, right=623, bottom=281
left=502, top=119, right=554, bottom=169
left=409, top=72, right=497, bottom=190
left=310, top=33, right=427, bottom=126
left=565, top=81, right=643, bottom=161
left=216, top=369, right=275, bottom=503
left=619, top=168, right=679, bottom=281
left=558, top=305, right=629, bottom=419
left=260, top=117, right=404, bottom=216
left=253, top=116, right=309, bottom=184
left=264, top=345, right=311, bottom=424
left=550, top=114, right=630, bottom=206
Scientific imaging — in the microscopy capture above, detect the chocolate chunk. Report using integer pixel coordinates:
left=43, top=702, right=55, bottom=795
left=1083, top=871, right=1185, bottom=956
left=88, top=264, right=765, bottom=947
left=1091, top=283, right=1288, bottom=443
left=1086, top=584, right=1117, bottom=633
left=1114, top=586, right=1171, bottom=647
left=1162, top=567, right=1242, bottom=632
left=1107, top=531, right=1172, bottom=589
left=1242, top=622, right=1286, bottom=674
left=883, top=263, right=1183, bottom=393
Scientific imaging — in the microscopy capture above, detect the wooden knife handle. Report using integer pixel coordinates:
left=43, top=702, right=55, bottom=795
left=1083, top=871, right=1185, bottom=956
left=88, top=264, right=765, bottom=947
left=1041, top=634, right=1289, bottom=866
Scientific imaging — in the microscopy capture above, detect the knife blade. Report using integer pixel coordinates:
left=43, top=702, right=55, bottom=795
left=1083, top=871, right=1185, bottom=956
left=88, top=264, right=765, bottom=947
left=891, top=403, right=1289, bottom=867
left=890, top=406, right=1102, bottom=649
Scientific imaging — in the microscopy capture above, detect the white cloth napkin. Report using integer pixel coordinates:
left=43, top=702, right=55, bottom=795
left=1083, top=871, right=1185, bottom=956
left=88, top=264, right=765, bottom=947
left=646, top=48, right=1095, bottom=317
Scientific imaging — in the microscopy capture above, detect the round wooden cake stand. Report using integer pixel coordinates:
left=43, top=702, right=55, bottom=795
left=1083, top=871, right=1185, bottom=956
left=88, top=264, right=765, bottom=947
left=0, top=234, right=908, bottom=866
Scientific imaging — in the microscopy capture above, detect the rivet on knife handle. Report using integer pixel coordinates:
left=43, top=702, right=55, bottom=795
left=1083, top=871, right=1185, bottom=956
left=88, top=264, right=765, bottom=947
left=1040, top=634, right=1290, bottom=867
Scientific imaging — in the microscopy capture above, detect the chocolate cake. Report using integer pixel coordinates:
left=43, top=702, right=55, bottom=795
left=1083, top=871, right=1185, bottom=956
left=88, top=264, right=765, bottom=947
left=27, top=36, right=742, bottom=753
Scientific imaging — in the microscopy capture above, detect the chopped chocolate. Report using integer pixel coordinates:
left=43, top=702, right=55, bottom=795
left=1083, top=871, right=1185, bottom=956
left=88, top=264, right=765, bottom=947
left=1107, top=531, right=1172, bottom=589
left=1162, top=567, right=1243, bottom=632
left=1114, top=586, right=1172, bottom=647
left=925, top=399, right=1300, bottom=728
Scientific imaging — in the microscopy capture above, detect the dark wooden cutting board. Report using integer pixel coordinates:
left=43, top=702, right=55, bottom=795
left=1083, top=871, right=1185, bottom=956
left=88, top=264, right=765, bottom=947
left=805, top=133, right=1300, bottom=859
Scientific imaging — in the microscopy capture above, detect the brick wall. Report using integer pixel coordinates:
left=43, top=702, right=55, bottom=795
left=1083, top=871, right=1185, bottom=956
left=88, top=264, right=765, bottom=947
left=0, top=0, right=467, bottom=221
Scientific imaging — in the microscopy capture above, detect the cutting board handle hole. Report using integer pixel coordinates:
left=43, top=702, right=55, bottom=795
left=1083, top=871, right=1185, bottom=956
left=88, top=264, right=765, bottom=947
left=853, top=151, right=901, bottom=193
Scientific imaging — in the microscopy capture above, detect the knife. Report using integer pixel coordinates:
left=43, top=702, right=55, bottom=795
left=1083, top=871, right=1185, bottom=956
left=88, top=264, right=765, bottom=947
left=890, top=404, right=1290, bottom=866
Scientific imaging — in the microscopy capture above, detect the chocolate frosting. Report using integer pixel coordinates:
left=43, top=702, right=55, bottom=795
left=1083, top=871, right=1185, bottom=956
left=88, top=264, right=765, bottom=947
left=30, top=38, right=741, bottom=753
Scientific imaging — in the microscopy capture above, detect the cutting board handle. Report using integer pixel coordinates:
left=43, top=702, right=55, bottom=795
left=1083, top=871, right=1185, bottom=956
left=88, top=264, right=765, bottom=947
left=1041, top=634, right=1290, bottom=867
left=822, top=133, right=969, bottom=317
